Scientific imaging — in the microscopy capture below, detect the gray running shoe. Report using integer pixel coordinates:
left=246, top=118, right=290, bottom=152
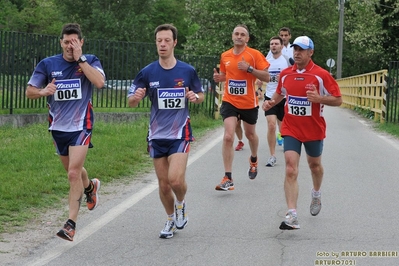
left=175, top=202, right=188, bottom=229
left=279, top=210, right=300, bottom=230
left=248, top=158, right=258, bottom=179
left=310, top=194, right=322, bottom=216
left=266, top=156, right=276, bottom=167
left=159, top=219, right=176, bottom=239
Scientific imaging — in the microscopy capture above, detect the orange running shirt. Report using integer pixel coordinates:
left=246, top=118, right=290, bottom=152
left=220, top=46, right=269, bottom=109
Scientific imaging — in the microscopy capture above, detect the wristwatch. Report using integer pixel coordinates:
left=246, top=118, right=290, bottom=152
left=194, top=93, right=199, bottom=101
left=247, top=66, right=254, bottom=73
left=77, top=55, right=87, bottom=64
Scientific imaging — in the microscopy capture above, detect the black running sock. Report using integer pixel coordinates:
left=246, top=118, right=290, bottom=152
left=84, top=181, right=93, bottom=193
left=225, top=172, right=232, bottom=180
left=250, top=156, right=257, bottom=163
left=67, top=219, right=76, bottom=229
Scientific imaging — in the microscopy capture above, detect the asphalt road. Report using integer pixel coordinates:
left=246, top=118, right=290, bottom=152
left=11, top=107, right=399, bottom=266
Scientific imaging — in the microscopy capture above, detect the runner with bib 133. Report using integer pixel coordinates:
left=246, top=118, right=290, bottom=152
left=262, top=36, right=342, bottom=230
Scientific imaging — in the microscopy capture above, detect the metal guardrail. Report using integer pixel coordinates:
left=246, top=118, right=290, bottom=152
left=337, top=69, right=388, bottom=122
left=336, top=61, right=399, bottom=123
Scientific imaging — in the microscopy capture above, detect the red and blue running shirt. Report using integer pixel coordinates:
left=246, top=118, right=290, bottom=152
left=128, top=60, right=203, bottom=141
left=276, top=60, right=341, bottom=142
left=28, top=54, right=105, bottom=132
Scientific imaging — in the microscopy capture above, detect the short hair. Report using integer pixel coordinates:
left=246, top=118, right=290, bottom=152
left=279, top=27, right=291, bottom=35
left=154, top=24, right=178, bottom=40
left=234, top=24, right=250, bottom=35
left=60, top=23, right=83, bottom=40
left=270, top=36, right=283, bottom=45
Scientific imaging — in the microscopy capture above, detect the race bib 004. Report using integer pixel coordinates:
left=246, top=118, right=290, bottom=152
left=54, top=79, right=82, bottom=101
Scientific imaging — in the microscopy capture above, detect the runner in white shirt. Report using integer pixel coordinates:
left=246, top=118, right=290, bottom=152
left=266, top=27, right=294, bottom=63
left=258, top=36, right=289, bottom=167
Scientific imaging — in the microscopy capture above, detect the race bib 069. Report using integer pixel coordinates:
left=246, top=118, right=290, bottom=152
left=228, top=79, right=247, bottom=95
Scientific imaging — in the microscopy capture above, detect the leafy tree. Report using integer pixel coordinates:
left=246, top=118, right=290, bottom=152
left=0, top=0, right=21, bottom=30
left=343, top=0, right=385, bottom=76
left=0, top=0, right=393, bottom=77
left=0, top=0, right=63, bottom=34
left=150, top=0, right=191, bottom=53
left=185, top=0, right=259, bottom=56
left=270, top=0, right=338, bottom=69
left=52, top=0, right=191, bottom=48
left=53, top=0, right=155, bottom=42
left=375, top=0, right=399, bottom=66
left=185, top=0, right=338, bottom=69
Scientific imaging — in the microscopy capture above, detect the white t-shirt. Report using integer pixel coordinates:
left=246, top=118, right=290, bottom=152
left=265, top=55, right=289, bottom=98
left=282, top=43, right=294, bottom=59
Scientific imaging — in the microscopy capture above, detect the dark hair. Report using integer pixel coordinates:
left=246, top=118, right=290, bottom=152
left=60, top=23, right=83, bottom=40
left=279, top=27, right=291, bottom=35
left=154, top=24, right=178, bottom=40
left=270, top=36, right=283, bottom=45
left=234, top=24, right=250, bottom=35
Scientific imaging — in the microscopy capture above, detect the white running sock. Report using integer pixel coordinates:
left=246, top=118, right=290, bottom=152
left=312, top=188, right=321, bottom=198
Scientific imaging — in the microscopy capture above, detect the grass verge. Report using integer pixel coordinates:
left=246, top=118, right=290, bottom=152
left=377, top=121, right=399, bottom=136
left=352, top=106, right=399, bottom=137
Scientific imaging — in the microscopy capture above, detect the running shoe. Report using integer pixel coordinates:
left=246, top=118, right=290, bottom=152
left=56, top=222, right=75, bottom=241
left=279, top=210, right=300, bottom=230
left=235, top=141, right=244, bottom=151
left=159, top=219, right=176, bottom=239
left=175, top=202, right=188, bottom=229
left=248, top=157, right=258, bottom=179
left=266, top=156, right=277, bottom=167
left=85, top=178, right=100, bottom=211
left=310, top=193, right=322, bottom=216
left=277, top=132, right=283, bottom=146
left=215, top=176, right=234, bottom=191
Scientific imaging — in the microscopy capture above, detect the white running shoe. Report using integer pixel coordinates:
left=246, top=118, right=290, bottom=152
left=279, top=210, right=300, bottom=230
left=175, top=202, right=188, bottom=229
left=266, top=156, right=277, bottom=167
left=310, top=191, right=322, bottom=216
left=159, top=219, right=176, bottom=239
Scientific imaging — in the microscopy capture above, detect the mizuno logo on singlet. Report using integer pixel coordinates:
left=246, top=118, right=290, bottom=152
left=55, top=79, right=80, bottom=89
left=288, top=97, right=310, bottom=106
left=228, top=80, right=246, bottom=87
left=159, top=91, right=184, bottom=97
